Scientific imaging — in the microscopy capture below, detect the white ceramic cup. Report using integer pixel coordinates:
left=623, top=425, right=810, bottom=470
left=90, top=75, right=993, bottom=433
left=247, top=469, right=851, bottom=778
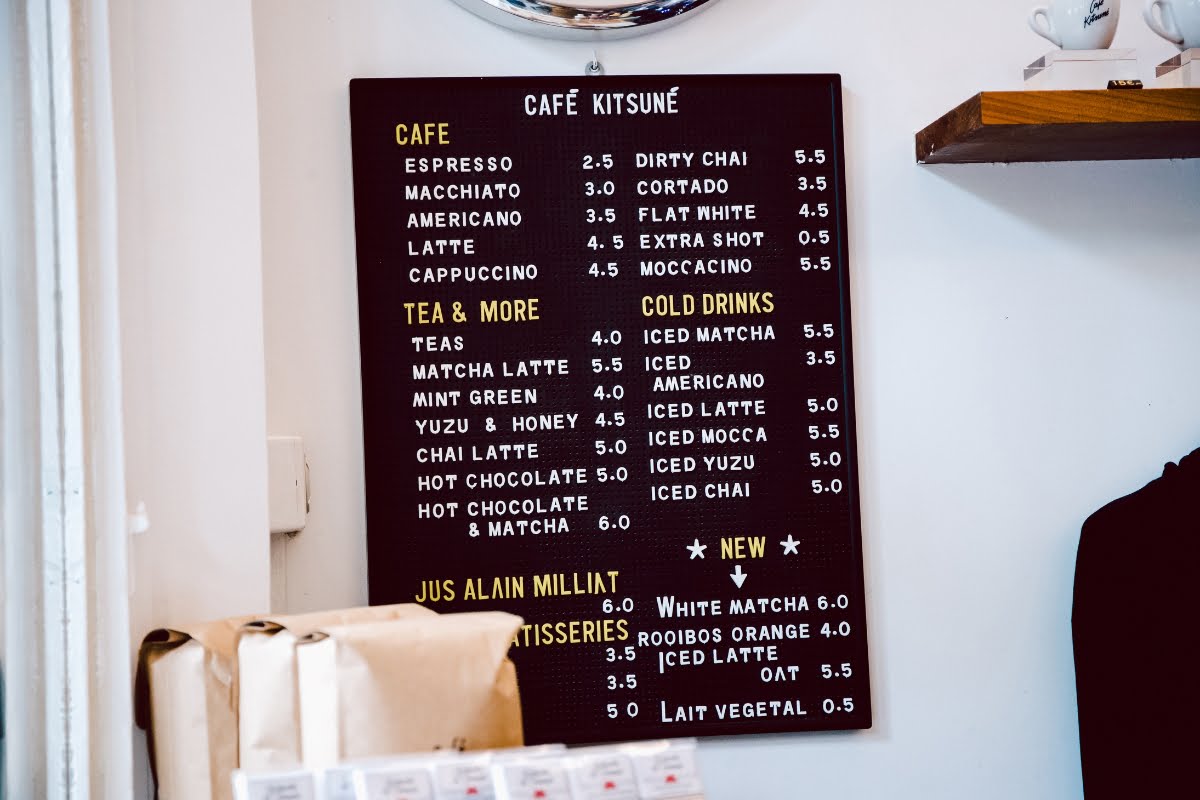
left=1144, top=0, right=1200, bottom=49
left=1029, top=0, right=1122, bottom=48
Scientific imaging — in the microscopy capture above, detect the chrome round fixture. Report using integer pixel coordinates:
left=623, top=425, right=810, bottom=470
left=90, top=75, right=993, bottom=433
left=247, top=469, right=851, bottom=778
left=450, top=0, right=721, bottom=40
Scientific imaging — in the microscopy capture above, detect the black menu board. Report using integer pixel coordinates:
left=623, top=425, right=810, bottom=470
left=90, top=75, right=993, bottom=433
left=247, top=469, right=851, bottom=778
left=350, top=74, right=870, bottom=744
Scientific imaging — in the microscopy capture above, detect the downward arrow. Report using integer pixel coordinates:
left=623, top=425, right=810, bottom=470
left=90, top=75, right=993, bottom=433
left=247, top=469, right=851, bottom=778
left=730, top=564, right=747, bottom=588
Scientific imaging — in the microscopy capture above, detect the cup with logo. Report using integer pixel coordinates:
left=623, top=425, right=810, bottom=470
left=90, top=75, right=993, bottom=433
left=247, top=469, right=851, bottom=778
left=1029, top=0, right=1122, bottom=48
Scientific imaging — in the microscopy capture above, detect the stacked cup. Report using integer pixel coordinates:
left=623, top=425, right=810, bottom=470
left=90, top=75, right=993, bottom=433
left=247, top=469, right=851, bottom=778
left=1144, top=0, right=1200, bottom=49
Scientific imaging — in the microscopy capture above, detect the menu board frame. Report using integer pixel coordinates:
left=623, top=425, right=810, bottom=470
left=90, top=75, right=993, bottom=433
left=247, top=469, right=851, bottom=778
left=350, top=74, right=871, bottom=745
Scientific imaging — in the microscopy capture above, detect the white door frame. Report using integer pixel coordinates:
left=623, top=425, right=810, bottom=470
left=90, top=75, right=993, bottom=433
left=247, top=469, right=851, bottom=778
left=1, top=1, right=133, bottom=797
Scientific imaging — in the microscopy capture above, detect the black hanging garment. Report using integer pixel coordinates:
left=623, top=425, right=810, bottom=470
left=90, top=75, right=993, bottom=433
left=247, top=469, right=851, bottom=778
left=1073, top=448, right=1199, bottom=798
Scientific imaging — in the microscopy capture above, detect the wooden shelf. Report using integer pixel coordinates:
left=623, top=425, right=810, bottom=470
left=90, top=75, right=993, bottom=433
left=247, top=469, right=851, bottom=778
left=916, top=88, right=1200, bottom=164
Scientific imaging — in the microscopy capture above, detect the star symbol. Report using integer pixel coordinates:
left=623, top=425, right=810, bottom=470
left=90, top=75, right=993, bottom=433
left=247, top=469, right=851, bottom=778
left=780, top=534, right=800, bottom=555
left=686, top=538, right=707, bottom=559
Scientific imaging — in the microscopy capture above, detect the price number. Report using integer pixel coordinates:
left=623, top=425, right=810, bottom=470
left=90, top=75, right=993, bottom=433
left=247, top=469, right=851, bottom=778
left=809, top=450, right=843, bottom=468
left=798, top=203, right=830, bottom=219
left=594, top=439, right=627, bottom=456
left=588, top=261, right=619, bottom=278
left=820, top=662, right=853, bottom=679
left=591, top=357, right=623, bottom=373
left=583, top=154, right=614, bottom=170
left=797, top=175, right=828, bottom=191
left=811, top=478, right=844, bottom=494
left=587, top=234, right=624, bottom=250
left=800, top=256, right=832, bottom=271
left=806, top=350, right=837, bottom=366
left=607, top=702, right=640, bottom=719
left=585, top=180, right=616, bottom=196
left=594, top=384, right=625, bottom=401
left=598, top=514, right=630, bottom=531
left=803, top=323, right=836, bottom=338
left=797, top=229, right=831, bottom=246
left=818, top=594, right=850, bottom=610
left=821, top=697, right=855, bottom=714
left=606, top=673, right=638, bottom=690
left=606, top=645, right=636, bottom=662
left=807, top=423, right=841, bottom=440
left=595, top=466, right=628, bottom=483
left=602, top=597, right=635, bottom=614
left=794, top=149, right=827, bottom=165
left=594, top=411, right=625, bottom=428
left=586, top=208, right=616, bottom=224
left=820, top=621, right=852, bottom=638
left=806, top=397, right=840, bottom=413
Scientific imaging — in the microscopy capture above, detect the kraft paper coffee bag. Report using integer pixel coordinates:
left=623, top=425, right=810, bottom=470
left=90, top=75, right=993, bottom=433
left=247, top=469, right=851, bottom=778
left=135, top=614, right=260, bottom=800
left=295, top=611, right=524, bottom=769
left=238, top=603, right=435, bottom=771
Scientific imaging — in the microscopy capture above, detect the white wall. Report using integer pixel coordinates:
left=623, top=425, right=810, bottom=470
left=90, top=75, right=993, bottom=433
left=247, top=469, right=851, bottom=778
left=112, top=1, right=271, bottom=634
left=111, top=4, right=271, bottom=790
left=120, top=0, right=1200, bottom=798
